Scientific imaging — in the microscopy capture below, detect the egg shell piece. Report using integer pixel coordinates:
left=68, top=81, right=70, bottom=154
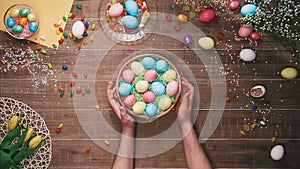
left=125, top=0, right=139, bottom=16
left=6, top=17, right=15, bottom=28
left=145, top=103, right=158, bottom=116
left=130, top=61, right=145, bottom=75
left=158, top=95, right=172, bottom=110
left=162, top=69, right=177, bottom=83
left=122, top=15, right=139, bottom=29
left=118, top=82, right=133, bottom=96
left=166, top=80, right=179, bottom=96
left=144, top=69, right=157, bottom=82
left=72, top=21, right=85, bottom=39
left=108, top=3, right=124, bottom=17
left=238, top=25, right=253, bottom=37
left=280, top=67, right=298, bottom=79
left=142, top=56, right=156, bottom=69
left=29, top=22, right=39, bottom=33
left=122, top=68, right=135, bottom=83
left=239, top=48, right=256, bottom=62
left=270, top=144, right=285, bottom=161
left=155, top=60, right=169, bottom=73
left=143, top=90, right=156, bottom=103
left=151, top=82, right=165, bottom=96
left=199, top=9, right=215, bottom=23
left=123, top=94, right=136, bottom=107
left=132, top=102, right=146, bottom=114
left=135, top=80, right=149, bottom=93
left=241, top=4, right=257, bottom=16
left=198, top=37, right=215, bottom=49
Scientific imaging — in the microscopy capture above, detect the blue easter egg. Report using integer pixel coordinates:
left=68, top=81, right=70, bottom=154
left=241, top=4, right=257, bottom=16
left=142, top=56, right=156, bottom=69
left=145, top=103, right=158, bottom=116
left=6, top=17, right=15, bottom=28
left=122, top=15, right=139, bottom=29
left=155, top=60, right=169, bottom=73
left=118, top=82, right=133, bottom=96
left=151, top=82, right=165, bottom=96
left=125, top=0, right=138, bottom=16
left=29, top=21, right=38, bottom=33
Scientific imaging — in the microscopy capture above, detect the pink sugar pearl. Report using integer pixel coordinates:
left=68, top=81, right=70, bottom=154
left=144, top=69, right=157, bottom=82
left=123, top=94, right=136, bottom=107
left=143, top=90, right=156, bottom=103
left=122, top=68, right=135, bottom=83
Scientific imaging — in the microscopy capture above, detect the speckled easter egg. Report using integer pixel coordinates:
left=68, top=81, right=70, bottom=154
left=162, top=69, right=177, bottom=83
left=142, top=57, right=156, bottom=69
left=241, top=4, right=257, bottom=16
left=238, top=25, right=253, bottom=37
left=125, top=0, right=138, bottom=16
left=135, top=80, right=149, bottom=93
left=155, top=60, right=169, bottom=73
left=199, top=9, right=215, bottom=23
left=122, top=68, right=135, bottom=83
left=123, top=94, right=136, bottom=107
left=143, top=90, right=156, bottom=103
left=130, top=61, right=145, bottom=75
left=6, top=17, right=15, bottom=28
left=108, top=3, right=124, bottom=17
left=122, top=15, right=139, bottom=29
left=151, top=82, right=165, bottom=96
left=158, top=95, right=172, bottom=110
left=144, top=69, right=157, bottom=82
left=118, top=82, right=133, bottom=96
left=29, top=21, right=38, bottom=33
left=280, top=67, right=298, bottom=79
left=132, top=102, right=146, bottom=114
left=145, top=103, right=158, bottom=117
left=166, top=80, right=179, bottom=96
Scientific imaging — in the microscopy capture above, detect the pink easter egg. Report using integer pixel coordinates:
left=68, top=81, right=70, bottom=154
left=122, top=68, right=135, bottom=83
left=228, top=1, right=240, bottom=10
left=144, top=69, right=158, bottom=82
left=143, top=90, right=156, bottom=103
left=166, top=80, right=179, bottom=96
left=123, top=94, right=136, bottom=107
left=238, top=25, right=253, bottom=37
left=199, top=9, right=215, bottom=23
left=108, top=3, right=124, bottom=17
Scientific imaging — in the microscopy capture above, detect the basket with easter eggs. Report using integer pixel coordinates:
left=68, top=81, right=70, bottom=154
left=3, top=4, right=39, bottom=39
left=117, top=54, right=181, bottom=121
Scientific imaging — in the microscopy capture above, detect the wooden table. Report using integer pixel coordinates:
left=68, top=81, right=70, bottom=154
left=1, top=0, right=299, bottom=168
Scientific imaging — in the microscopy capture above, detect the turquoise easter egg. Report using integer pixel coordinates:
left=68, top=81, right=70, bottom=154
left=142, top=56, right=156, bottom=69
left=122, top=15, right=139, bottom=29
left=19, top=8, right=30, bottom=17
left=125, top=0, right=138, bottom=16
left=241, top=4, right=257, bottom=16
left=151, top=81, right=165, bottom=96
left=11, top=25, right=23, bottom=33
left=29, top=21, right=39, bottom=33
left=118, top=82, right=133, bottom=96
left=145, top=103, right=158, bottom=117
left=155, top=60, right=169, bottom=73
left=6, top=17, right=15, bottom=28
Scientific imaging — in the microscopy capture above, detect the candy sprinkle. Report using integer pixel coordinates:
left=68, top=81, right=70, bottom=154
left=85, top=146, right=91, bottom=153
left=105, top=140, right=110, bottom=145
left=94, top=105, right=101, bottom=109
left=77, top=4, right=82, bottom=9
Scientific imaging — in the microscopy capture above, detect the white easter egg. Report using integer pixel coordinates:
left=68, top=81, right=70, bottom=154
left=72, top=21, right=85, bottom=39
left=270, top=144, right=285, bottom=161
left=239, top=48, right=256, bottom=62
left=198, top=37, right=215, bottom=49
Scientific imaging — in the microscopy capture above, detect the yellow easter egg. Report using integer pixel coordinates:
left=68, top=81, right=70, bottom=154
left=132, top=102, right=146, bottom=114
left=158, top=95, right=172, bottom=110
left=280, top=67, right=298, bottom=79
left=198, top=37, right=215, bottom=49
left=27, top=13, right=36, bottom=22
left=10, top=8, right=20, bottom=17
left=135, top=80, right=149, bottom=93
left=162, top=69, right=177, bottom=82
left=130, top=61, right=145, bottom=75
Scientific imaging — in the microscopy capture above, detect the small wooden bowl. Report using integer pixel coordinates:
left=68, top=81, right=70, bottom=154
left=116, top=53, right=182, bottom=122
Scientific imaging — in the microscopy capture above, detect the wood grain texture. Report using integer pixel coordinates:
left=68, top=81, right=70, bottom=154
left=1, top=0, right=300, bottom=168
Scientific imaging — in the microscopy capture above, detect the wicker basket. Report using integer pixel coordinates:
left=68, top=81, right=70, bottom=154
left=116, top=53, right=182, bottom=122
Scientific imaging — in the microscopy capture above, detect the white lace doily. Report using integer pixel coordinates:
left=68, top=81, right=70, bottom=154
left=0, top=97, right=52, bottom=169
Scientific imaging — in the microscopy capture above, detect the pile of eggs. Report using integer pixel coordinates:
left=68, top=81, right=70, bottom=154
left=117, top=54, right=181, bottom=118
left=4, top=4, right=39, bottom=39
left=106, top=0, right=149, bottom=33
